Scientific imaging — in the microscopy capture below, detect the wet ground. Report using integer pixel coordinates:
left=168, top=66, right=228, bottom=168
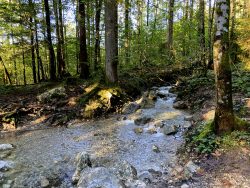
left=0, top=86, right=190, bottom=187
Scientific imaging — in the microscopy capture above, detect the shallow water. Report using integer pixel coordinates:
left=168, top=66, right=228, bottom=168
left=0, top=86, right=189, bottom=187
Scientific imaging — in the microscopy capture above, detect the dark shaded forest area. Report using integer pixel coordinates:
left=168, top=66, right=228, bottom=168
left=0, top=0, right=249, bottom=187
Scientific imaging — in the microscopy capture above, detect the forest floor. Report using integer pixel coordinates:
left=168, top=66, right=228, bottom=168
left=0, top=66, right=249, bottom=187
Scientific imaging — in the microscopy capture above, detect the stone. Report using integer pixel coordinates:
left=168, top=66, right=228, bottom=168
left=147, top=127, right=157, bottom=134
left=148, top=90, right=157, bottom=101
left=0, top=172, right=5, bottom=183
left=138, top=171, right=153, bottom=184
left=173, top=101, right=188, bottom=109
left=2, top=184, right=11, bottom=188
left=183, top=122, right=192, bottom=129
left=134, top=116, right=153, bottom=126
left=163, top=125, right=178, bottom=135
left=0, top=160, right=13, bottom=171
left=126, top=180, right=147, bottom=188
left=122, top=102, right=140, bottom=114
left=77, top=167, right=125, bottom=188
left=156, top=90, right=169, bottom=98
left=40, top=176, right=50, bottom=188
left=153, top=121, right=164, bottom=128
left=111, top=160, right=137, bottom=181
left=134, top=127, right=143, bottom=134
left=0, top=151, right=12, bottom=160
left=72, top=151, right=92, bottom=184
left=184, top=115, right=193, bottom=121
left=0, top=144, right=13, bottom=151
left=37, top=86, right=66, bottom=103
left=181, top=183, right=190, bottom=188
left=152, top=145, right=160, bottom=153
left=184, top=161, right=201, bottom=178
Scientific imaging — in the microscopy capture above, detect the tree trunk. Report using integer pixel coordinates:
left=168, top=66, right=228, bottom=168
left=44, top=0, right=56, bottom=80
left=22, top=48, right=26, bottom=86
left=213, top=0, right=234, bottom=134
left=208, top=0, right=215, bottom=69
left=167, top=0, right=174, bottom=61
left=198, top=0, right=206, bottom=73
left=105, top=0, right=118, bottom=83
left=94, top=0, right=103, bottom=70
left=230, top=0, right=237, bottom=63
left=0, top=56, right=12, bottom=85
left=79, top=0, right=89, bottom=79
left=124, top=0, right=130, bottom=65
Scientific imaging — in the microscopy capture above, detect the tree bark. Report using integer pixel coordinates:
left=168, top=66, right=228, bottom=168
left=94, top=0, right=103, bottom=70
left=79, top=0, right=89, bottom=79
left=167, top=0, right=175, bottom=60
left=44, top=0, right=56, bottom=80
left=105, top=0, right=118, bottom=83
left=124, top=0, right=130, bottom=65
left=208, top=0, right=215, bottom=69
left=0, top=56, right=12, bottom=85
left=213, top=0, right=234, bottom=134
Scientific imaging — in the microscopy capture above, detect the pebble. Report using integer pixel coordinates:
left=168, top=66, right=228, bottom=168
left=181, top=183, right=190, bottom=188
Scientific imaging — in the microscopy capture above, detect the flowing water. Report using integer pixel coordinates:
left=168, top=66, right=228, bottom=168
left=0, top=86, right=190, bottom=187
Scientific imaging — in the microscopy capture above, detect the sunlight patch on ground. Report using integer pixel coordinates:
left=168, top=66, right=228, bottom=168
left=202, top=110, right=215, bottom=121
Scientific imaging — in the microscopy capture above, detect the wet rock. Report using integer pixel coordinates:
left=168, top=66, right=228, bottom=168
left=134, top=127, right=143, bottom=134
left=126, top=180, right=147, bottom=188
left=111, top=160, right=137, bottom=181
left=173, top=101, right=188, bottom=109
left=153, top=121, right=164, bottom=128
left=181, top=183, right=190, bottom=188
left=0, top=160, right=13, bottom=171
left=148, top=169, right=163, bottom=177
left=40, top=176, right=50, bottom=188
left=77, top=167, right=125, bottom=188
left=156, top=90, right=169, bottom=98
left=147, top=127, right=157, bottom=134
left=163, top=124, right=178, bottom=135
left=122, top=102, right=140, bottom=114
left=134, top=116, right=154, bottom=126
left=72, top=151, right=92, bottom=184
left=0, top=144, right=13, bottom=151
left=183, top=122, right=192, bottom=129
left=184, top=115, right=193, bottom=121
left=138, top=171, right=153, bottom=184
left=136, top=93, right=155, bottom=109
left=37, top=86, right=66, bottom=103
left=152, top=145, right=160, bottom=153
left=148, top=90, right=157, bottom=101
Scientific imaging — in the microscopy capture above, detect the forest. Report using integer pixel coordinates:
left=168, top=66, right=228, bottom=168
left=0, top=0, right=250, bottom=187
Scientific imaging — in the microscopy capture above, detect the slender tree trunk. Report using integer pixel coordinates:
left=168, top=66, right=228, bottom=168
left=28, top=0, right=37, bottom=84
left=208, top=0, right=215, bottom=69
left=0, top=56, right=12, bottom=85
left=75, top=0, right=79, bottom=74
left=190, top=0, right=194, bottom=21
left=22, top=48, right=26, bottom=85
left=44, top=0, right=56, bottom=80
left=105, top=0, right=118, bottom=83
left=124, top=0, right=130, bottom=65
left=167, top=0, right=174, bottom=61
left=79, top=0, right=89, bottom=79
left=230, top=0, right=237, bottom=63
left=213, top=0, right=234, bottom=134
left=94, top=0, right=103, bottom=70
left=198, top=0, right=206, bottom=73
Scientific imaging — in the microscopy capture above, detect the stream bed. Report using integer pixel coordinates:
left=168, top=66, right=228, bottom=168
left=0, top=86, right=191, bottom=188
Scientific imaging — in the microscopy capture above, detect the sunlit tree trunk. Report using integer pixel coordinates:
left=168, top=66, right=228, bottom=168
left=124, top=0, right=130, bottom=65
left=79, top=0, right=89, bottom=79
left=213, top=0, right=234, bottom=134
left=105, top=0, right=118, bottom=83
left=0, top=56, right=12, bottom=85
left=230, top=0, right=237, bottom=63
left=44, top=0, right=56, bottom=80
left=208, top=0, right=215, bottom=69
left=167, top=0, right=174, bottom=61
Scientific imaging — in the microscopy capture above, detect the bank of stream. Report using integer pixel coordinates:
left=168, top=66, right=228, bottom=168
left=0, top=86, right=192, bottom=188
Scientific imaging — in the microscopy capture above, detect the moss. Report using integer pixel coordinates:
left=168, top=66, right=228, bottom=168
left=234, top=116, right=250, bottom=131
left=194, top=120, right=215, bottom=141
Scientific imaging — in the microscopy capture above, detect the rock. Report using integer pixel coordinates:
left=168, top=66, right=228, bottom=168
left=156, top=90, right=169, bottom=98
left=147, top=127, right=157, bottom=134
left=77, top=167, right=125, bottom=188
left=173, top=101, right=188, bottom=109
left=0, top=144, right=13, bottom=151
left=184, top=115, right=193, bottom=121
left=126, top=180, right=147, bottom=188
left=148, top=169, right=163, bottom=177
left=134, top=127, right=143, bottom=134
left=122, top=102, right=140, bottom=114
left=0, top=172, right=5, bottom=183
left=163, top=124, right=178, bottom=135
left=2, top=184, right=11, bottom=188
left=134, top=116, right=153, bottom=126
left=184, top=161, right=200, bottom=178
left=152, top=145, right=160, bottom=153
left=37, top=86, right=66, bottom=103
left=111, top=160, right=137, bottom=181
left=40, top=176, right=50, bottom=188
left=148, top=90, right=157, bottom=101
left=181, top=183, right=190, bottom=188
left=153, top=121, right=164, bottom=128
left=0, top=151, right=12, bottom=160
left=72, top=151, right=92, bottom=184
left=0, top=160, right=13, bottom=171
left=183, top=121, right=192, bottom=129
left=138, top=171, right=153, bottom=184
left=40, top=167, right=67, bottom=187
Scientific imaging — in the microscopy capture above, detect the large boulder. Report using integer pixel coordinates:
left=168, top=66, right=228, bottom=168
left=37, top=87, right=67, bottom=103
left=111, top=160, right=137, bottom=182
left=134, top=116, right=154, bottom=126
left=122, top=102, right=140, bottom=114
left=163, top=124, right=178, bottom=135
left=77, top=167, right=125, bottom=188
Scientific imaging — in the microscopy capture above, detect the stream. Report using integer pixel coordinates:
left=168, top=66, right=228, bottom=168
left=0, top=86, right=191, bottom=188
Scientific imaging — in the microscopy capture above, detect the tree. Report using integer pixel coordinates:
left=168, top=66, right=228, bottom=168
left=167, top=0, right=175, bottom=61
left=44, top=0, right=56, bottom=80
left=105, top=0, right=118, bottom=83
left=198, top=0, right=205, bottom=73
left=79, top=0, right=90, bottom=79
left=213, top=0, right=234, bottom=134
left=124, top=0, right=130, bottom=65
